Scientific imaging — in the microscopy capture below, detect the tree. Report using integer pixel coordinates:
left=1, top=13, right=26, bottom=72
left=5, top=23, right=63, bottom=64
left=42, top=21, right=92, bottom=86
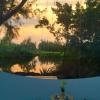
left=39, top=40, right=64, bottom=52
left=36, top=2, right=73, bottom=57
left=74, top=0, right=100, bottom=58
left=0, top=0, right=26, bottom=25
left=36, top=0, right=100, bottom=57
left=0, top=0, right=36, bottom=38
left=0, top=0, right=37, bottom=25
left=79, top=0, right=100, bottom=42
left=21, top=38, right=36, bottom=50
left=51, top=2, right=73, bottom=43
left=0, top=32, right=12, bottom=44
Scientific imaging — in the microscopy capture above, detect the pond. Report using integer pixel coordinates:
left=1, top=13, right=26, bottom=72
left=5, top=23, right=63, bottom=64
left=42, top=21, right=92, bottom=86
left=0, top=55, right=100, bottom=100
left=0, top=72, right=100, bottom=100
left=0, top=55, right=100, bottom=79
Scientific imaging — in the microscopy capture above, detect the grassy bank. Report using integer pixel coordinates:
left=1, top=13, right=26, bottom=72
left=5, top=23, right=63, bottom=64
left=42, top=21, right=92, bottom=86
left=38, top=51, right=64, bottom=57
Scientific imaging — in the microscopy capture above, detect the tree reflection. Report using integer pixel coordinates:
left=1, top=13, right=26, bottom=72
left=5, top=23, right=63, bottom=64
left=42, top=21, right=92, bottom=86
left=1, top=55, right=100, bottom=79
left=57, top=58, right=100, bottom=79
left=20, top=60, right=36, bottom=73
left=51, top=80, right=74, bottom=100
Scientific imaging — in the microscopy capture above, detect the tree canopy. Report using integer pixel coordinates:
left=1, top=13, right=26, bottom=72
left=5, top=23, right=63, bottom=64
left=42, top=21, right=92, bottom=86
left=36, top=0, right=100, bottom=58
left=37, top=0, right=100, bottom=43
left=0, top=0, right=36, bottom=38
left=0, top=0, right=37, bottom=25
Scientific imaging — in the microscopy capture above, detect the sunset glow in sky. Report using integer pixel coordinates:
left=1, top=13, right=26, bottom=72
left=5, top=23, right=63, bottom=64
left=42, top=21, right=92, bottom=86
left=10, top=0, right=85, bottom=44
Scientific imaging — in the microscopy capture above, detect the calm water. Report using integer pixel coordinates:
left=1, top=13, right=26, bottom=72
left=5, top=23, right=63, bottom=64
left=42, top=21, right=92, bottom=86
left=0, top=72, right=100, bottom=100
left=0, top=55, right=100, bottom=79
left=0, top=55, right=100, bottom=100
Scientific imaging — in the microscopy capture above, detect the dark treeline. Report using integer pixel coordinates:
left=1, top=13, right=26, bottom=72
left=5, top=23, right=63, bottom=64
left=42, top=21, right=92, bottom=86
left=39, top=40, right=64, bottom=52
left=0, top=34, right=36, bottom=59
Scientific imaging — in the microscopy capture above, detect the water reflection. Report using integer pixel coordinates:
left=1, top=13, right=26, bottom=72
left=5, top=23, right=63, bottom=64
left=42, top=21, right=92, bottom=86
left=51, top=80, right=88, bottom=100
left=0, top=68, right=2, bottom=72
left=51, top=80, right=73, bottom=100
left=10, top=56, right=57, bottom=75
left=0, top=55, right=100, bottom=79
left=51, top=80, right=86, bottom=100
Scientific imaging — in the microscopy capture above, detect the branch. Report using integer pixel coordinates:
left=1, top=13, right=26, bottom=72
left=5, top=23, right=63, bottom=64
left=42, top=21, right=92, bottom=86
left=0, top=0, right=28, bottom=25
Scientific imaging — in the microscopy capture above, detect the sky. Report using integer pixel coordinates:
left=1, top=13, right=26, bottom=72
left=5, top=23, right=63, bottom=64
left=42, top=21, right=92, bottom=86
left=1, top=0, right=85, bottom=44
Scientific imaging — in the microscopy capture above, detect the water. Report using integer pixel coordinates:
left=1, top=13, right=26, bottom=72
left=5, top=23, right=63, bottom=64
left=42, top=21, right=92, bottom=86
left=0, top=55, right=100, bottom=100
left=0, top=55, right=100, bottom=79
left=0, top=72, right=100, bottom=100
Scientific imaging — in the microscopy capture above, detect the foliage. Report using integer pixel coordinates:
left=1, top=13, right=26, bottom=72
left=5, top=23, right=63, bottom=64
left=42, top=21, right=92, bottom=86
left=39, top=40, right=64, bottom=52
left=36, top=0, right=100, bottom=60
left=0, top=0, right=36, bottom=38
left=20, top=38, right=36, bottom=51
left=0, top=37, right=37, bottom=59
left=0, top=0, right=36, bottom=25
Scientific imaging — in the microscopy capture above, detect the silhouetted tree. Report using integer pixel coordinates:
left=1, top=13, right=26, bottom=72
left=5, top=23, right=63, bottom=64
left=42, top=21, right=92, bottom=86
left=0, top=0, right=37, bottom=25
left=36, top=0, right=100, bottom=59
left=0, top=0, right=36, bottom=38
left=39, top=40, right=64, bottom=52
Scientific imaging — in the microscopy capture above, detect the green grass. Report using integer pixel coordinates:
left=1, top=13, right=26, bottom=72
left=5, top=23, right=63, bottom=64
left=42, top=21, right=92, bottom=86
left=38, top=50, right=81, bottom=60
left=39, top=51, right=64, bottom=57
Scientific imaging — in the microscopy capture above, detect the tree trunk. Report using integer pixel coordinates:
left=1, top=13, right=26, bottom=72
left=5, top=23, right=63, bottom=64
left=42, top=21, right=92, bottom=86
left=0, top=0, right=27, bottom=25
left=0, top=0, right=3, bottom=25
